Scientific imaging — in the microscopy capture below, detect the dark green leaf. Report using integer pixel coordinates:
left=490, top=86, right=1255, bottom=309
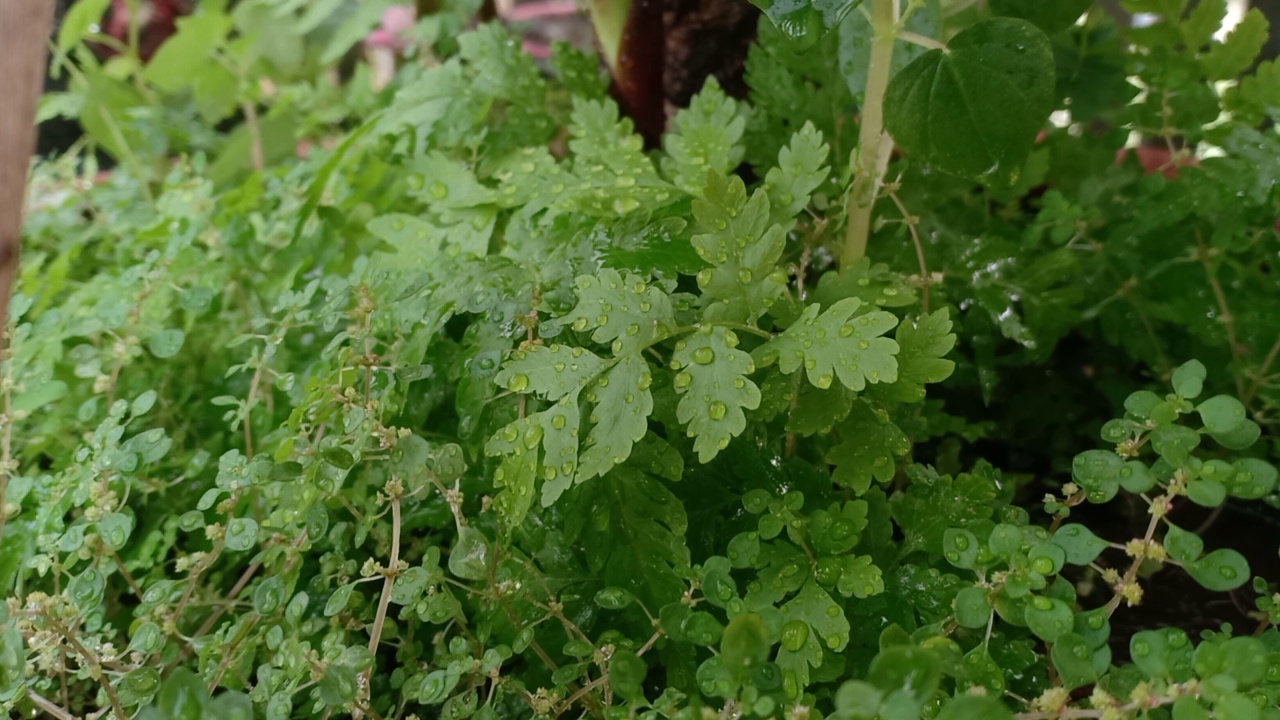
left=989, top=0, right=1091, bottom=34
left=884, top=18, right=1056, bottom=185
left=721, top=612, right=771, bottom=680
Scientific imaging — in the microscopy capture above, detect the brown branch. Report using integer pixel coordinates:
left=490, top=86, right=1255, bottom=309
left=40, top=613, right=127, bottom=720
left=359, top=491, right=402, bottom=715
left=1104, top=504, right=1162, bottom=618
left=26, top=690, right=75, bottom=720
left=0, top=0, right=54, bottom=550
left=0, top=0, right=54, bottom=343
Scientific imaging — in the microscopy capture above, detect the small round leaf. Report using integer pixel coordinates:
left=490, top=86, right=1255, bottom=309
left=1186, top=548, right=1249, bottom=591
left=148, top=329, right=186, bottom=359
left=1024, top=595, right=1073, bottom=642
left=1172, top=360, right=1207, bottom=399
left=1052, top=524, right=1108, bottom=565
left=224, top=517, right=258, bottom=552
left=953, top=586, right=991, bottom=629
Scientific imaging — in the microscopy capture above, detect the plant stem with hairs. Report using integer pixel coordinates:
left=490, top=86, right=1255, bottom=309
left=843, top=0, right=899, bottom=267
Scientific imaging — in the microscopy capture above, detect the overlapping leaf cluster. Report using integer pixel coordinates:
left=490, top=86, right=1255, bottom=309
left=1, top=1, right=1279, bottom=720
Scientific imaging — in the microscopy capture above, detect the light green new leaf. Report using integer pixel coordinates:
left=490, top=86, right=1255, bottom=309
left=143, top=13, right=234, bottom=93
left=535, top=402, right=582, bottom=504
left=58, top=0, right=112, bottom=50
left=495, top=344, right=606, bottom=401
left=561, top=269, right=676, bottom=355
left=825, top=400, right=909, bottom=493
left=491, top=344, right=604, bottom=511
left=488, top=420, right=539, bottom=529
left=812, top=257, right=917, bottom=309
left=1181, top=0, right=1227, bottom=48
left=662, top=79, right=749, bottom=195
left=566, top=99, right=674, bottom=216
left=1129, top=628, right=1195, bottom=681
left=1186, top=548, right=1249, bottom=591
left=458, top=23, right=547, bottom=107
left=884, top=18, right=1055, bottom=186
left=764, top=122, right=831, bottom=226
left=1197, top=395, right=1260, bottom=449
left=1225, top=58, right=1280, bottom=125
left=1172, top=359, right=1207, bottom=399
left=409, top=153, right=496, bottom=210
left=491, top=146, right=567, bottom=211
left=579, top=355, right=654, bottom=481
left=869, top=309, right=955, bottom=402
left=486, top=404, right=582, bottom=513
left=691, top=173, right=788, bottom=323
left=1201, top=9, right=1270, bottom=80
left=368, top=214, right=441, bottom=266
left=1162, top=523, right=1204, bottom=563
left=671, top=325, right=761, bottom=463
left=755, top=298, right=899, bottom=392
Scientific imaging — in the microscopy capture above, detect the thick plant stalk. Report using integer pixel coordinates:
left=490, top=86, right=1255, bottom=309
left=842, top=0, right=898, bottom=267
left=593, top=0, right=666, bottom=145
left=0, top=0, right=55, bottom=340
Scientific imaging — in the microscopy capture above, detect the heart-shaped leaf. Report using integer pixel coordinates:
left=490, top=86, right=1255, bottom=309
left=885, top=18, right=1056, bottom=186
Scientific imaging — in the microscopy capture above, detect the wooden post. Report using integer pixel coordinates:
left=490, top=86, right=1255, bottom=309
left=0, top=0, right=56, bottom=342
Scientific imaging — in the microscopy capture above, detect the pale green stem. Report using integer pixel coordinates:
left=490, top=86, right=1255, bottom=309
left=842, top=0, right=899, bottom=268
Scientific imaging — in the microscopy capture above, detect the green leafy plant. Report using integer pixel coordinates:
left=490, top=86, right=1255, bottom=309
left=3, top=1, right=1280, bottom=720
